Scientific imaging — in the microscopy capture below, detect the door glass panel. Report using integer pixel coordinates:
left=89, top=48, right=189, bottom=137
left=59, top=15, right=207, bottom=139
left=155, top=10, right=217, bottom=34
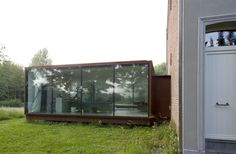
left=205, top=31, right=236, bottom=47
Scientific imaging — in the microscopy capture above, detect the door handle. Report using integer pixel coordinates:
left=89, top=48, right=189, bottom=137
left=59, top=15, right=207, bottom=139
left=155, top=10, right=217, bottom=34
left=216, top=102, right=230, bottom=106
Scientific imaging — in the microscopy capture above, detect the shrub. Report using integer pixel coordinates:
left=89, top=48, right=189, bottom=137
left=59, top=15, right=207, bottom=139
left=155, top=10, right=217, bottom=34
left=0, top=99, right=24, bottom=107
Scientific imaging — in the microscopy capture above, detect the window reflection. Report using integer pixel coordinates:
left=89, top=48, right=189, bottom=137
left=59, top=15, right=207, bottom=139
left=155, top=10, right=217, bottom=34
left=115, top=64, right=148, bottom=117
left=52, top=67, right=81, bottom=114
left=28, top=68, right=52, bottom=113
left=27, top=63, right=149, bottom=117
left=28, top=67, right=81, bottom=114
left=205, top=31, right=236, bottom=47
left=82, top=66, right=113, bottom=116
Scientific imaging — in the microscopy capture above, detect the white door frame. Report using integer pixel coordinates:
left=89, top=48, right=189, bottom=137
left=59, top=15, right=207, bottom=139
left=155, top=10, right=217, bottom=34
left=198, top=14, right=236, bottom=151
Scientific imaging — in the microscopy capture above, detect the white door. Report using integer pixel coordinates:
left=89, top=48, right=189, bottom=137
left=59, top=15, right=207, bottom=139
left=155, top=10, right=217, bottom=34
left=205, top=50, right=236, bottom=140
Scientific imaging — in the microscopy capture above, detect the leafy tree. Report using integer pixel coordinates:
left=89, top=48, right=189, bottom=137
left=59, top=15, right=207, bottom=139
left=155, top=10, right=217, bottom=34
left=0, top=45, right=24, bottom=102
left=154, top=62, right=167, bottom=75
left=0, top=45, right=9, bottom=63
left=30, top=48, right=52, bottom=66
left=0, top=61, right=24, bottom=100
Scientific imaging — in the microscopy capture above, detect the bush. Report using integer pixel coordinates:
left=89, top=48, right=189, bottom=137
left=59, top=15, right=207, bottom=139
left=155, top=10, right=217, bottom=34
left=0, top=99, right=24, bottom=107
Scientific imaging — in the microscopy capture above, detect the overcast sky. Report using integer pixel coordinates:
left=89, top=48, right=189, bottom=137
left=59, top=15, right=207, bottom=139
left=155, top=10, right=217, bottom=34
left=0, top=0, right=167, bottom=66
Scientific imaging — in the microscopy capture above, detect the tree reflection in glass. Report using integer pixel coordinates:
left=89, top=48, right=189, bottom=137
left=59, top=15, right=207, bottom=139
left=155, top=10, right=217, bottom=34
left=115, top=64, right=148, bottom=117
left=51, top=67, right=81, bottom=114
left=82, top=66, right=113, bottom=115
left=27, top=62, right=149, bottom=117
left=28, top=68, right=52, bottom=113
left=205, top=31, right=236, bottom=47
left=28, top=67, right=82, bottom=114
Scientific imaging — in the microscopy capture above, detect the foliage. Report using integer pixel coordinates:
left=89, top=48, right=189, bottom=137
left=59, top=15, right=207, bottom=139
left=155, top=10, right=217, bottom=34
left=0, top=60, right=24, bottom=101
left=0, top=99, right=24, bottom=107
left=0, top=118, right=178, bottom=153
left=154, top=62, right=167, bottom=75
left=30, top=48, right=52, bottom=66
left=0, top=108, right=24, bottom=121
left=0, top=45, right=24, bottom=106
left=0, top=45, right=9, bottom=63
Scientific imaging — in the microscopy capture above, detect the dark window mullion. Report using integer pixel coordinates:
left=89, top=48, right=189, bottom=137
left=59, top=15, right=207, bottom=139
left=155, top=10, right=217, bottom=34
left=113, top=65, right=115, bottom=116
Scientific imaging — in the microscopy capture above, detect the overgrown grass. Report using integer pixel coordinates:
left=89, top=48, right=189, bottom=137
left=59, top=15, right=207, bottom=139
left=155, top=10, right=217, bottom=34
left=0, top=110, right=178, bottom=153
left=0, top=107, right=24, bottom=120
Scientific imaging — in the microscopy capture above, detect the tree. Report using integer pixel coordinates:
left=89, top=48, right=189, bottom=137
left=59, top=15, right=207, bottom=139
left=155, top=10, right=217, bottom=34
left=0, top=45, right=24, bottom=103
left=30, top=48, right=52, bottom=66
left=0, top=61, right=24, bottom=100
left=0, top=45, right=9, bottom=63
left=154, top=62, right=167, bottom=75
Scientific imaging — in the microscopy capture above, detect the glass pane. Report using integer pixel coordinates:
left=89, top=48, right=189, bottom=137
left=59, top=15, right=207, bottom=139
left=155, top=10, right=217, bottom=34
left=82, top=66, right=113, bottom=116
left=28, top=68, right=53, bottom=113
left=205, top=31, right=236, bottom=47
left=114, top=64, right=149, bottom=117
left=52, top=67, right=81, bottom=114
left=28, top=67, right=82, bottom=114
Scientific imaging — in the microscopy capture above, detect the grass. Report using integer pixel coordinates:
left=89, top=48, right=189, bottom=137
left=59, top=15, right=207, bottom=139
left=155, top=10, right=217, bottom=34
left=0, top=107, right=24, bottom=120
left=0, top=108, right=178, bottom=154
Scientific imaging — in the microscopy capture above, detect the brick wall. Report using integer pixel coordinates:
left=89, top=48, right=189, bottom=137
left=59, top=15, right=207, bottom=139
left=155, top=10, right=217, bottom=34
left=167, top=0, right=179, bottom=130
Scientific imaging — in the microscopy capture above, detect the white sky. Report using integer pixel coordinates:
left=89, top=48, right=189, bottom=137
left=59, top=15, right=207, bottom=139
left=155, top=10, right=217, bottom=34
left=0, top=0, right=167, bottom=67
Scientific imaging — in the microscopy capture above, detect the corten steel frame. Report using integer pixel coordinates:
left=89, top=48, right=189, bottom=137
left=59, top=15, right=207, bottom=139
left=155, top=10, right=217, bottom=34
left=151, top=75, right=171, bottom=121
left=25, top=60, right=155, bottom=125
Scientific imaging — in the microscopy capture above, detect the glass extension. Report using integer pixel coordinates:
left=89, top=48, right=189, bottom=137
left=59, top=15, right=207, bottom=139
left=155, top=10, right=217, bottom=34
left=27, top=62, right=150, bottom=117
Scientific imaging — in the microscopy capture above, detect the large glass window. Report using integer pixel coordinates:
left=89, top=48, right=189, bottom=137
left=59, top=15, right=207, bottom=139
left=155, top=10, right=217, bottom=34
left=27, top=62, right=149, bottom=117
left=28, top=68, right=53, bottom=113
left=51, top=67, right=81, bottom=114
left=28, top=67, right=82, bottom=114
left=114, top=64, right=149, bottom=117
left=82, top=66, right=113, bottom=116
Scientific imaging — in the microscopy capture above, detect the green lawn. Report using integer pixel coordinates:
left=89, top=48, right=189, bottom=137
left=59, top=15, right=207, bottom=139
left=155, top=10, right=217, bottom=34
left=0, top=108, right=178, bottom=154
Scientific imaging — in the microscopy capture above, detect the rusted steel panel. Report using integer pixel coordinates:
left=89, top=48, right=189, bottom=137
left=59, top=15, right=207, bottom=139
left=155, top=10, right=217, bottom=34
left=151, top=76, right=171, bottom=120
left=26, top=114, right=153, bottom=126
left=25, top=60, right=153, bottom=69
